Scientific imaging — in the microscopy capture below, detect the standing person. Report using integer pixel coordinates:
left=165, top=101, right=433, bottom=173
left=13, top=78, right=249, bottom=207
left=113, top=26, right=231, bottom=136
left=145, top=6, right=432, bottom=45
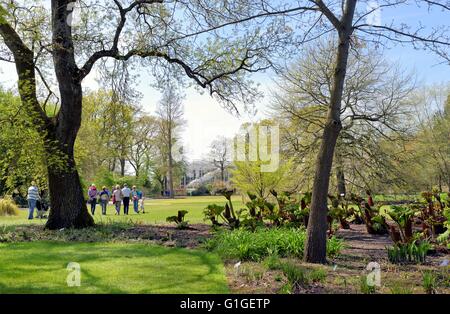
left=137, top=189, right=145, bottom=213
left=121, top=184, right=131, bottom=215
left=99, top=186, right=110, bottom=215
left=27, top=181, right=40, bottom=220
left=131, top=186, right=139, bottom=214
left=87, top=184, right=98, bottom=215
left=112, top=185, right=123, bottom=215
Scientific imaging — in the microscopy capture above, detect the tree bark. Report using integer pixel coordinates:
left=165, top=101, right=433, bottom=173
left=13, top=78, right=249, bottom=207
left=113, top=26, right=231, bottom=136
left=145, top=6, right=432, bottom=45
left=120, top=157, right=126, bottom=177
left=45, top=0, right=94, bottom=229
left=304, top=0, right=356, bottom=263
left=0, top=0, right=94, bottom=229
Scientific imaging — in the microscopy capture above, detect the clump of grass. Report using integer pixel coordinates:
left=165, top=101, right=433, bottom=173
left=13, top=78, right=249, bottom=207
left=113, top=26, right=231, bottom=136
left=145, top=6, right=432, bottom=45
left=422, top=271, right=437, bottom=294
left=386, top=241, right=431, bottom=264
left=240, top=264, right=264, bottom=282
left=279, top=283, right=293, bottom=294
left=281, top=262, right=309, bottom=287
left=0, top=199, right=19, bottom=216
left=309, top=268, right=327, bottom=283
left=360, top=275, right=376, bottom=294
left=205, top=227, right=343, bottom=261
left=389, top=282, right=413, bottom=294
left=263, top=254, right=282, bottom=270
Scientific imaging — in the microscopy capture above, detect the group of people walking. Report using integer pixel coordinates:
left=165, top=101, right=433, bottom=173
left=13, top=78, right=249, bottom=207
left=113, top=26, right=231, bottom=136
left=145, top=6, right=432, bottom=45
left=87, top=183, right=145, bottom=216
left=25, top=182, right=146, bottom=219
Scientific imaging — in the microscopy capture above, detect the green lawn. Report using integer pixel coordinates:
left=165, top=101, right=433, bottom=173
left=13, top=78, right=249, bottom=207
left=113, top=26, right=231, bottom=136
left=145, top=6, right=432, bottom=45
left=0, top=241, right=229, bottom=294
left=0, top=195, right=244, bottom=226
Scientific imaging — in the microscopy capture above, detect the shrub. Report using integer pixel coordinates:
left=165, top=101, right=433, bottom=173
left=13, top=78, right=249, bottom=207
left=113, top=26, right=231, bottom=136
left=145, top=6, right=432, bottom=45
left=191, top=185, right=210, bottom=196
left=0, top=198, right=20, bottom=216
left=205, top=227, right=343, bottom=261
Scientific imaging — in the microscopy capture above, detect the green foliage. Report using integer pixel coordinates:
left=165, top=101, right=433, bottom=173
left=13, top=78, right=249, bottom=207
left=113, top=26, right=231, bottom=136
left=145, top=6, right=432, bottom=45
left=166, top=210, right=189, bottom=229
left=263, top=254, right=282, bottom=270
left=203, top=203, right=225, bottom=226
left=387, top=205, right=417, bottom=243
left=422, top=271, right=437, bottom=294
left=0, top=88, right=48, bottom=195
left=360, top=275, right=376, bottom=294
left=389, top=282, right=413, bottom=294
left=0, top=199, right=19, bottom=216
left=205, top=189, right=240, bottom=228
left=309, top=268, right=327, bottom=283
left=205, top=227, right=343, bottom=261
left=231, top=156, right=294, bottom=200
left=386, top=240, right=431, bottom=264
left=281, top=262, right=309, bottom=287
left=190, top=185, right=210, bottom=196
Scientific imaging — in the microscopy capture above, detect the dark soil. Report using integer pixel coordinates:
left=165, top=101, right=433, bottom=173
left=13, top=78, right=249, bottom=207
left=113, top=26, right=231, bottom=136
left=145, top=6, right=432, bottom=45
left=0, top=223, right=213, bottom=249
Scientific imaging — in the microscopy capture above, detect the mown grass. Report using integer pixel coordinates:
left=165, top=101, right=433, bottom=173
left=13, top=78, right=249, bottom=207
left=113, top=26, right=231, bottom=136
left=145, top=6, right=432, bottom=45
left=0, top=195, right=244, bottom=226
left=0, top=241, right=229, bottom=294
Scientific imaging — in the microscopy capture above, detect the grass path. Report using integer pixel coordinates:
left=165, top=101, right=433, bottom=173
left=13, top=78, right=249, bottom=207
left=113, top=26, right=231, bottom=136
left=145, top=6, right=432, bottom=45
left=0, top=241, right=229, bottom=294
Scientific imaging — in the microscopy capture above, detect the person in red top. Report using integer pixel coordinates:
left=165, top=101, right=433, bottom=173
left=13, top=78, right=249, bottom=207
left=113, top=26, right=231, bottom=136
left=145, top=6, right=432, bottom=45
left=88, top=184, right=98, bottom=215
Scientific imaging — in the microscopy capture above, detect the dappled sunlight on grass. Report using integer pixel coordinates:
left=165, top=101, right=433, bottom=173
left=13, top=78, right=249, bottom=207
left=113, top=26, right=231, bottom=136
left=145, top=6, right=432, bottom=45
left=0, top=242, right=229, bottom=294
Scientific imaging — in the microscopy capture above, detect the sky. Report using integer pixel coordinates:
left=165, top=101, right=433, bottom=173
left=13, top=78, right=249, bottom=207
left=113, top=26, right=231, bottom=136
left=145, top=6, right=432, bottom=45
left=1, top=1, right=449, bottom=162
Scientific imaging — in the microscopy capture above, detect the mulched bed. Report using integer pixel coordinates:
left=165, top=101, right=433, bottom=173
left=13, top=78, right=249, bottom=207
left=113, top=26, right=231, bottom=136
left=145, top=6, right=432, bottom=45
left=0, top=223, right=213, bottom=249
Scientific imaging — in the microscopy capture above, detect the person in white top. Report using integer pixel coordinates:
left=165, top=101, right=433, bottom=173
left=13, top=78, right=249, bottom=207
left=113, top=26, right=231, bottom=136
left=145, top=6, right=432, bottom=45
left=112, top=185, right=123, bottom=215
left=121, top=184, right=131, bottom=215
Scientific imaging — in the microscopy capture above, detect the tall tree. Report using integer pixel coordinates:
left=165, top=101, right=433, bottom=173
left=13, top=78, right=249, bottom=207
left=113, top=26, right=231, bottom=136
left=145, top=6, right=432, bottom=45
left=209, top=136, right=231, bottom=182
left=128, top=114, right=158, bottom=178
left=272, top=38, right=415, bottom=196
left=156, top=86, right=184, bottom=198
left=0, top=0, right=281, bottom=228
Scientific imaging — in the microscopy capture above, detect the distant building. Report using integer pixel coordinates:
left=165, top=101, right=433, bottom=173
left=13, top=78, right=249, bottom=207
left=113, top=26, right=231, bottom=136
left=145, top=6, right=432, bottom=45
left=181, top=159, right=231, bottom=191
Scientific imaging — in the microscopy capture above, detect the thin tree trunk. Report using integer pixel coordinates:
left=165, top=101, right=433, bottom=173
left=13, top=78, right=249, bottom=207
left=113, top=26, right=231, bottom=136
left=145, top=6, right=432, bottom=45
left=120, top=157, right=126, bottom=176
left=336, top=153, right=346, bottom=196
left=167, top=128, right=175, bottom=198
left=304, top=0, right=356, bottom=263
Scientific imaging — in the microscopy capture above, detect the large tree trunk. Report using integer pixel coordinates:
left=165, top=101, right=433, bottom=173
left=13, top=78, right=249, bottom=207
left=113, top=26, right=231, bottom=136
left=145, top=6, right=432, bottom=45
left=0, top=0, right=94, bottom=229
left=45, top=0, right=94, bottom=229
left=304, top=0, right=356, bottom=263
